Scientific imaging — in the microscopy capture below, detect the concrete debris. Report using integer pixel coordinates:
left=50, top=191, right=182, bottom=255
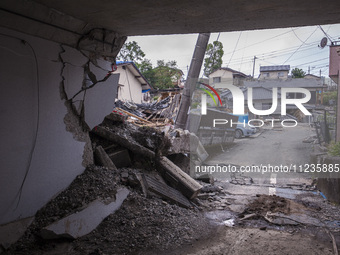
left=94, top=145, right=117, bottom=170
left=264, top=212, right=300, bottom=226
left=264, top=212, right=322, bottom=226
left=104, top=110, right=127, bottom=123
left=92, top=126, right=156, bottom=159
left=40, top=188, right=129, bottom=239
left=196, top=174, right=214, bottom=184
left=108, top=149, right=132, bottom=168
left=91, top=113, right=203, bottom=201
left=142, top=174, right=192, bottom=208
left=303, top=135, right=317, bottom=143
left=157, top=156, right=202, bottom=199
left=0, top=217, right=34, bottom=249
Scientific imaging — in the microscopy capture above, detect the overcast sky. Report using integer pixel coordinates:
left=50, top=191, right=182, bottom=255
left=125, top=23, right=340, bottom=80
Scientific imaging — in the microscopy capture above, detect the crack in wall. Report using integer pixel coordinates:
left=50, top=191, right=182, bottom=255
left=58, top=39, right=121, bottom=168
left=58, top=44, right=93, bottom=167
left=70, top=60, right=114, bottom=101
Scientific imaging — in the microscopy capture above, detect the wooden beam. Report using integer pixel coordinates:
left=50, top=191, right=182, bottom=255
left=117, top=107, right=153, bottom=124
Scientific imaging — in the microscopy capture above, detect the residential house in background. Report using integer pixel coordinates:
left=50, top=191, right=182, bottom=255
left=246, top=79, right=326, bottom=118
left=172, top=69, right=185, bottom=88
left=221, top=86, right=282, bottom=115
left=221, top=76, right=326, bottom=120
left=209, top=67, right=249, bottom=88
left=259, top=65, right=290, bottom=80
left=115, top=61, right=153, bottom=103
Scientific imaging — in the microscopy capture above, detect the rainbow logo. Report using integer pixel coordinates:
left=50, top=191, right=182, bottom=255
left=198, top=82, right=223, bottom=107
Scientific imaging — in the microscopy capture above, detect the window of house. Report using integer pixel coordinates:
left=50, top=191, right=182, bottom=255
left=278, top=72, right=285, bottom=77
left=262, top=73, right=270, bottom=77
left=213, top=77, right=221, bottom=83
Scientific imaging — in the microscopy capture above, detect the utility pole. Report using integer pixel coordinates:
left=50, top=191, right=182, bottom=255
left=175, top=33, right=210, bottom=130
left=252, top=56, right=257, bottom=78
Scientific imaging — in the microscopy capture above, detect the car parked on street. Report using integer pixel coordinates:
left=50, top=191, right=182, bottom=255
left=233, top=114, right=257, bottom=139
left=235, top=124, right=257, bottom=139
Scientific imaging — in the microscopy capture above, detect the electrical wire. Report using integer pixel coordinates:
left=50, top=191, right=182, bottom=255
left=0, top=33, right=40, bottom=210
left=227, top=31, right=242, bottom=67
left=283, top=27, right=318, bottom=64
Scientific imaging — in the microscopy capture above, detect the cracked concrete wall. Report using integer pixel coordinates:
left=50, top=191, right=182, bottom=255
left=0, top=27, right=119, bottom=225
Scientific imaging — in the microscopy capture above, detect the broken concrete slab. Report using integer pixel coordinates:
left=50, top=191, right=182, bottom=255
left=94, top=145, right=117, bottom=170
left=265, top=212, right=322, bottom=226
left=104, top=111, right=127, bottom=123
left=157, top=156, right=202, bottom=199
left=0, top=217, right=34, bottom=249
left=143, top=174, right=192, bottom=208
left=196, top=174, right=214, bottom=184
left=40, top=187, right=129, bottom=240
left=109, top=149, right=132, bottom=168
left=92, top=126, right=155, bottom=159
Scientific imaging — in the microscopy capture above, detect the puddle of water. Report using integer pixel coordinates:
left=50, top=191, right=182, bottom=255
left=270, top=187, right=311, bottom=200
left=205, top=210, right=235, bottom=226
left=324, top=220, right=340, bottom=229
left=223, top=219, right=235, bottom=227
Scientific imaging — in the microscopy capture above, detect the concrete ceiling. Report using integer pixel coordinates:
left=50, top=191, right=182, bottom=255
left=1, top=0, right=340, bottom=58
left=31, top=0, right=340, bottom=36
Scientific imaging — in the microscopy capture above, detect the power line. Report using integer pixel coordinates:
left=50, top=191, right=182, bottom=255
left=282, top=27, right=318, bottom=64
left=223, top=29, right=294, bottom=56
left=227, top=31, right=242, bottom=67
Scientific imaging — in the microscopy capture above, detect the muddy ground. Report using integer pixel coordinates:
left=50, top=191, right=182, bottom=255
left=4, top=167, right=339, bottom=255
left=3, top=124, right=340, bottom=255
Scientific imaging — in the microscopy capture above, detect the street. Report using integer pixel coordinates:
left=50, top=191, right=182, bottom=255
left=205, top=123, right=316, bottom=188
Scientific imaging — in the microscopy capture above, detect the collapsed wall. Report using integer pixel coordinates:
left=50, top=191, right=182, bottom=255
left=0, top=27, right=119, bottom=226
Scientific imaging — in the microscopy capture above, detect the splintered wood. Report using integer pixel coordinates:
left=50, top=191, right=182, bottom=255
left=116, top=92, right=181, bottom=127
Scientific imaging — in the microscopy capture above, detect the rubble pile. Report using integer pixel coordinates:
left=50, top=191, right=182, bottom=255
left=114, top=91, right=181, bottom=126
left=5, top=165, right=213, bottom=255
left=4, top=106, right=213, bottom=254
left=72, top=193, right=212, bottom=255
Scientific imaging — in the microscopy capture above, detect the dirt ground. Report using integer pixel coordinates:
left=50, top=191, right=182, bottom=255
left=3, top=124, right=340, bottom=255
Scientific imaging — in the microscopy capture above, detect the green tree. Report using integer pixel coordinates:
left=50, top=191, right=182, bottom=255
left=152, top=60, right=183, bottom=89
left=203, top=41, right=224, bottom=77
left=117, top=41, right=145, bottom=63
left=291, top=68, right=306, bottom=78
left=138, top=59, right=156, bottom=85
left=323, top=91, right=337, bottom=105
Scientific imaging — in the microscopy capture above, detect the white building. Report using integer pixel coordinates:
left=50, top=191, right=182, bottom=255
left=115, top=61, right=153, bottom=103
